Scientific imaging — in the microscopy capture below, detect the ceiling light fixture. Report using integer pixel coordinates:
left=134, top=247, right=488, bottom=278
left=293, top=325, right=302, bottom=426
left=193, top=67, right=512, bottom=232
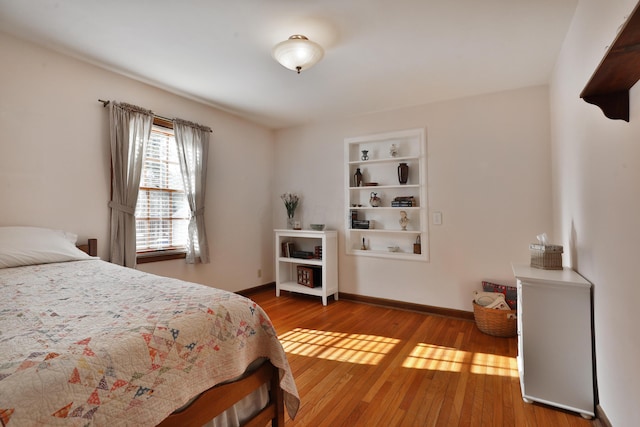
left=272, top=35, right=324, bottom=74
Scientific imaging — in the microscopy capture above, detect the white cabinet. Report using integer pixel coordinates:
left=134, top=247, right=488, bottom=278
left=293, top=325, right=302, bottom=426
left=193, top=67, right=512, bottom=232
left=344, top=128, right=428, bottom=261
left=275, top=229, right=338, bottom=305
left=512, top=264, right=595, bottom=419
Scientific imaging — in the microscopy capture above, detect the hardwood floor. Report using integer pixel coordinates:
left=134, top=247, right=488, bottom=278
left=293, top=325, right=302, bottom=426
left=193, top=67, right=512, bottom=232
left=249, top=289, right=595, bottom=427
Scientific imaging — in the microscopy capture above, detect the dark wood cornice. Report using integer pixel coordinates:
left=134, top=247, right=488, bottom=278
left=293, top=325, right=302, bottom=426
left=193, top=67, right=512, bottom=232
left=581, top=1, right=640, bottom=121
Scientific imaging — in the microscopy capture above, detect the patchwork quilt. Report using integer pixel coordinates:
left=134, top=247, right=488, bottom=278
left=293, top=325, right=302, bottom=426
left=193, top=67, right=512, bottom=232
left=0, top=260, right=299, bottom=426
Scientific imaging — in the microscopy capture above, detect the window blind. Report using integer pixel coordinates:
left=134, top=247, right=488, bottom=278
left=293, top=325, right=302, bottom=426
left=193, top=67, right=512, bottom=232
left=135, top=125, right=189, bottom=253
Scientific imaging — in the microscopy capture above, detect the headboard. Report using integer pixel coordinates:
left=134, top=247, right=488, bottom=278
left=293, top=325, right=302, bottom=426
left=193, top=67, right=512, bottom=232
left=77, top=238, right=98, bottom=257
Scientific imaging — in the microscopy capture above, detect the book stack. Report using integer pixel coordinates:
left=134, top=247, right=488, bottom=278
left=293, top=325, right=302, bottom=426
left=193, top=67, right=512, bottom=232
left=281, top=241, right=294, bottom=257
left=292, top=250, right=314, bottom=259
left=350, top=209, right=358, bottom=228
left=391, top=196, right=415, bottom=207
left=352, top=220, right=370, bottom=229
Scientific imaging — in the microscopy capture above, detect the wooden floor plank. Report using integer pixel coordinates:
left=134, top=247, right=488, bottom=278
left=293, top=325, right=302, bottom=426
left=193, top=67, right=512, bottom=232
left=249, top=289, right=595, bottom=426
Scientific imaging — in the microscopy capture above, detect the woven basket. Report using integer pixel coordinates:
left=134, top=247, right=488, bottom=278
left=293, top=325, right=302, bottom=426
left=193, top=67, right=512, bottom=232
left=529, top=244, right=563, bottom=270
left=472, top=302, right=517, bottom=338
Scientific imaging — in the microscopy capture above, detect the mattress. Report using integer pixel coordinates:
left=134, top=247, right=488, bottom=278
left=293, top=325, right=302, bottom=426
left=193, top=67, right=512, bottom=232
left=0, top=259, right=299, bottom=426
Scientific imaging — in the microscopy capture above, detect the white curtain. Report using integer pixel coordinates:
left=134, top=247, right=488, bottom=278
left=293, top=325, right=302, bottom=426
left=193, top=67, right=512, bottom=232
left=173, top=119, right=211, bottom=264
left=108, top=102, right=153, bottom=267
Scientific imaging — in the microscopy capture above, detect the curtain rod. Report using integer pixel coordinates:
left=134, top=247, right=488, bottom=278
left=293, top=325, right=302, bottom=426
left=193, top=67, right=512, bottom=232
left=98, top=99, right=212, bottom=132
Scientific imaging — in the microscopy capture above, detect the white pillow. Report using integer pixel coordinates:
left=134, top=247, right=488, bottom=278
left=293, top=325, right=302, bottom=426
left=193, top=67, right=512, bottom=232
left=0, top=226, right=93, bottom=268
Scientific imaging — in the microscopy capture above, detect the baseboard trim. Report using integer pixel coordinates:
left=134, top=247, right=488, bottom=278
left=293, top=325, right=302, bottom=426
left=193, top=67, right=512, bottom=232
left=239, top=284, right=474, bottom=321
left=595, top=405, right=612, bottom=427
left=339, top=292, right=475, bottom=321
left=237, top=282, right=275, bottom=297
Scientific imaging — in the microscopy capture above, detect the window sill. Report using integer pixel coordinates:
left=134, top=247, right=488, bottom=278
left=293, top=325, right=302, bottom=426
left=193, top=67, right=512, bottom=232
left=137, top=250, right=186, bottom=264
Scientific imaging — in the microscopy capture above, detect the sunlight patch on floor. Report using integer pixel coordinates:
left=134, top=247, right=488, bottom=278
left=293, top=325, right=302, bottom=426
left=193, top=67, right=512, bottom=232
left=279, top=328, right=400, bottom=365
left=403, top=343, right=466, bottom=372
left=402, top=343, right=518, bottom=377
left=470, top=351, right=518, bottom=377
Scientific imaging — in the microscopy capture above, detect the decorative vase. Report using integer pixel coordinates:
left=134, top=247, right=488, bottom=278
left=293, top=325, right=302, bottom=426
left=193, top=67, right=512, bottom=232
left=361, top=150, right=369, bottom=161
left=287, top=216, right=295, bottom=229
left=354, top=168, right=363, bottom=187
left=398, top=162, right=409, bottom=184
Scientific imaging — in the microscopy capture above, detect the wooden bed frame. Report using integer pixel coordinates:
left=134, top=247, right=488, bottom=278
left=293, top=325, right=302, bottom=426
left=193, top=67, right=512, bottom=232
left=77, top=238, right=98, bottom=257
left=76, top=239, right=285, bottom=427
left=158, top=361, right=284, bottom=427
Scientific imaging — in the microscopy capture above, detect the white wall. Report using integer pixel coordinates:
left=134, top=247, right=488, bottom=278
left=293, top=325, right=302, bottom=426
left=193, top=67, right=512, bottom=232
left=550, top=0, right=640, bottom=424
left=274, top=86, right=554, bottom=311
left=0, top=32, right=275, bottom=292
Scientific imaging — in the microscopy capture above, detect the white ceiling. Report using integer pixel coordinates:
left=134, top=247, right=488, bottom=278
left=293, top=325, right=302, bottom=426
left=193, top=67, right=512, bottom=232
left=0, top=0, right=578, bottom=130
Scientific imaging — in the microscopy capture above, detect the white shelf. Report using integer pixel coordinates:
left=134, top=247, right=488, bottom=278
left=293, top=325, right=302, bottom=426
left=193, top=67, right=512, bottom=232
left=274, top=229, right=329, bottom=238
left=350, top=229, right=423, bottom=234
left=277, top=281, right=326, bottom=297
left=350, top=249, right=424, bottom=260
left=277, top=257, right=323, bottom=266
left=275, top=229, right=338, bottom=305
left=344, top=128, right=428, bottom=262
left=349, top=184, right=420, bottom=190
left=348, top=207, right=420, bottom=211
left=348, top=155, right=419, bottom=165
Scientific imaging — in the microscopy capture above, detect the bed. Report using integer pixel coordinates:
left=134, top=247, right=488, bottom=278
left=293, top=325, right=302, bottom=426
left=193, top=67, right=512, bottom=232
left=0, top=227, right=299, bottom=426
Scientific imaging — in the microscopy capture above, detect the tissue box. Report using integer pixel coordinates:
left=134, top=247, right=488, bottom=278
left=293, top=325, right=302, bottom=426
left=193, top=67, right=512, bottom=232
left=529, top=244, right=563, bottom=270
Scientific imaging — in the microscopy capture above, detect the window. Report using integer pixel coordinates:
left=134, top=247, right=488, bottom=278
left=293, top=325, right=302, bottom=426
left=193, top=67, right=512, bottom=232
left=135, top=118, right=189, bottom=262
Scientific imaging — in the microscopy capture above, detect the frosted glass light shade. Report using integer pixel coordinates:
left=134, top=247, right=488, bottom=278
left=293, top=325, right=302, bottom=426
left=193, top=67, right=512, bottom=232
left=272, top=35, right=324, bottom=74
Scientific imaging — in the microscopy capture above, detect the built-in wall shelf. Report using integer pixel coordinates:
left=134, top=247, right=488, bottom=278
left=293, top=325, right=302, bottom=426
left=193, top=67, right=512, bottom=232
left=344, top=128, right=428, bottom=261
left=580, top=1, right=640, bottom=121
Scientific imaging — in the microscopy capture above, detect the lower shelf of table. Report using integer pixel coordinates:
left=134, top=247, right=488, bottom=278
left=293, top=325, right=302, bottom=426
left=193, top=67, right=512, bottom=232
left=276, top=281, right=339, bottom=304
